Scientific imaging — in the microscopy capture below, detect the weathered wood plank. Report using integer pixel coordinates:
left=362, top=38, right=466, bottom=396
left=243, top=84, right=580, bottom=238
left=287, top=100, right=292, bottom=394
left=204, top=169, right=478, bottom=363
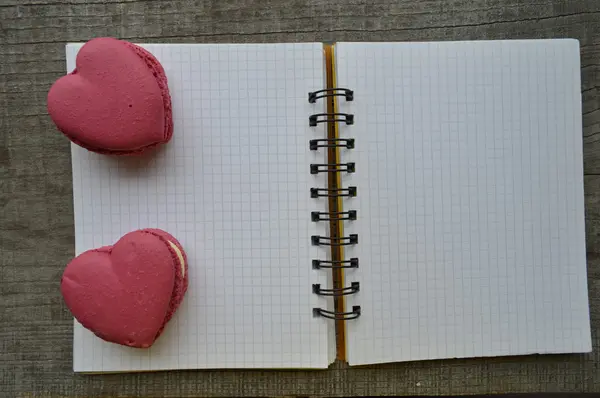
left=2, top=0, right=600, bottom=396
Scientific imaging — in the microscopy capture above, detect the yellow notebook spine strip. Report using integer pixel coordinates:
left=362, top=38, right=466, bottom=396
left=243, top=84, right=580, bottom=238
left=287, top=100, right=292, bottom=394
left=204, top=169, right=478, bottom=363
left=324, top=43, right=348, bottom=361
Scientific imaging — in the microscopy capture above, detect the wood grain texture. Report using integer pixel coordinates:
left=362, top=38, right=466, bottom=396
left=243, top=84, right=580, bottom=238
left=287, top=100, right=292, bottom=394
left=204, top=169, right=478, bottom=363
left=1, top=0, right=600, bottom=396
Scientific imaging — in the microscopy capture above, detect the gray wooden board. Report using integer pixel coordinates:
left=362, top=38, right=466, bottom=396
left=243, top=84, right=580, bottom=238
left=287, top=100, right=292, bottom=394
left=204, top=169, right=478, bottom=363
left=1, top=0, right=600, bottom=396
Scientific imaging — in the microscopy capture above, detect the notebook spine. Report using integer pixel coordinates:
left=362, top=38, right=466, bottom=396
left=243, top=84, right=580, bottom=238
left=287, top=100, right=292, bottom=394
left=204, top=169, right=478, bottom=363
left=309, top=87, right=360, bottom=322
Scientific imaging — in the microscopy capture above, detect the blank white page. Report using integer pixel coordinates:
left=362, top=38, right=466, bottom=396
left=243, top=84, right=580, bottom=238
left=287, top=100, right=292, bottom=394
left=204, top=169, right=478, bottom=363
left=68, top=43, right=332, bottom=371
left=336, top=40, right=591, bottom=365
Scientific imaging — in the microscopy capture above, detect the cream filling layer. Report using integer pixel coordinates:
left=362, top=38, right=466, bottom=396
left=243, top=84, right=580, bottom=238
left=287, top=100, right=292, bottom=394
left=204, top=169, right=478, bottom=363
left=167, top=241, right=185, bottom=278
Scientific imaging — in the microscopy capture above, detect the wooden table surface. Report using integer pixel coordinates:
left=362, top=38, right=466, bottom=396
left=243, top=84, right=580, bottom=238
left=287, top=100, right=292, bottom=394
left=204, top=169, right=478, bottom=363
left=2, top=0, right=600, bottom=396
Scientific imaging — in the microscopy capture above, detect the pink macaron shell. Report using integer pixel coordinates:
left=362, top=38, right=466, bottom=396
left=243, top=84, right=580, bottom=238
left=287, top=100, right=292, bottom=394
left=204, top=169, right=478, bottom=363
left=47, top=37, right=171, bottom=155
left=123, top=42, right=173, bottom=144
left=139, top=228, right=189, bottom=336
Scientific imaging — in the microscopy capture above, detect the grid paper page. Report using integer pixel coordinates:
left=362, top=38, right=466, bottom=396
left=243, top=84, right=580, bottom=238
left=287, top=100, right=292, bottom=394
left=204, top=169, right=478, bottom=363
left=336, top=40, right=591, bottom=365
left=68, top=43, right=332, bottom=371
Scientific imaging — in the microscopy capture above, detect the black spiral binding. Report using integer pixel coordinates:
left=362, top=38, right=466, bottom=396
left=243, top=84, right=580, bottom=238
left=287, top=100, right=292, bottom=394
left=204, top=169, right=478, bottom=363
left=309, top=113, right=354, bottom=127
left=313, top=282, right=360, bottom=296
left=313, top=306, right=361, bottom=320
left=311, top=210, right=357, bottom=222
left=312, top=258, right=359, bottom=270
left=310, top=186, right=357, bottom=198
left=308, top=88, right=354, bottom=103
left=310, top=138, right=355, bottom=150
left=309, top=87, right=360, bottom=321
left=311, top=234, right=358, bottom=246
left=310, top=162, right=355, bottom=174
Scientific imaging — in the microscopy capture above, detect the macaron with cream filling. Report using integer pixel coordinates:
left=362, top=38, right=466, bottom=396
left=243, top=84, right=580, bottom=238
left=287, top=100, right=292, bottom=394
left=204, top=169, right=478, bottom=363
left=60, top=228, right=188, bottom=348
left=47, top=37, right=173, bottom=155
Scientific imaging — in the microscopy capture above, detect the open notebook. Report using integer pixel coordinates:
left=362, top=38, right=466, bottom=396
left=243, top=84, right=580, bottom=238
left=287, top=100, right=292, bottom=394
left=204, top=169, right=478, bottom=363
left=67, top=40, right=591, bottom=372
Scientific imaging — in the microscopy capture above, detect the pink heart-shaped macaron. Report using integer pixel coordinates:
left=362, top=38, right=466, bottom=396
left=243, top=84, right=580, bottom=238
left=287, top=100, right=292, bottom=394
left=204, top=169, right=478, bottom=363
left=61, top=229, right=188, bottom=348
left=47, top=37, right=173, bottom=155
